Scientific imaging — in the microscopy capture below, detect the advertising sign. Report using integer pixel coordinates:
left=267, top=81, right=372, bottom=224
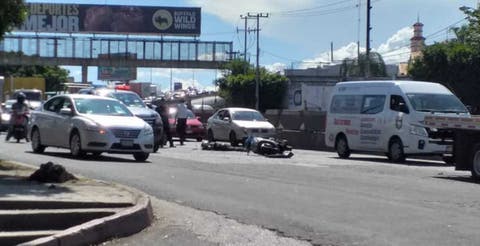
left=16, top=3, right=201, bottom=36
left=98, top=67, right=137, bottom=81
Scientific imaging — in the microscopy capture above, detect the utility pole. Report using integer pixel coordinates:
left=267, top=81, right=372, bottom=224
left=330, top=42, right=334, bottom=62
left=239, top=15, right=248, bottom=62
left=247, top=12, right=269, bottom=111
left=365, top=0, right=372, bottom=78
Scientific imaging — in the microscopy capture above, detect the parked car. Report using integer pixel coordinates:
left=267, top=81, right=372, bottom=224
left=85, top=89, right=164, bottom=152
left=0, top=100, right=14, bottom=131
left=206, top=107, right=276, bottom=146
left=168, top=107, right=205, bottom=142
left=29, top=94, right=154, bottom=161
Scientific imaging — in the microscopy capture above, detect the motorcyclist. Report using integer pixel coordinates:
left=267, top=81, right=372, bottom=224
left=5, top=92, right=30, bottom=142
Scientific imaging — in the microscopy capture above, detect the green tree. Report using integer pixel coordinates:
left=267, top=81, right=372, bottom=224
left=409, top=6, right=480, bottom=107
left=0, top=0, right=27, bottom=40
left=0, top=65, right=69, bottom=92
left=215, top=59, right=288, bottom=112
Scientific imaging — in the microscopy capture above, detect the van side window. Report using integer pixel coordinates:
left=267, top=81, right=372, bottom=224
left=330, top=95, right=363, bottom=114
left=390, top=95, right=409, bottom=113
left=361, top=95, right=386, bottom=114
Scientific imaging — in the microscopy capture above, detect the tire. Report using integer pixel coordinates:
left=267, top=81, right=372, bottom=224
left=133, top=152, right=149, bottom=162
left=153, top=143, right=160, bottom=153
left=388, top=138, right=406, bottom=163
left=470, top=144, right=480, bottom=180
left=335, top=135, right=350, bottom=158
left=70, top=132, right=85, bottom=158
left=31, top=128, right=46, bottom=153
left=229, top=131, right=238, bottom=147
left=207, top=129, right=214, bottom=142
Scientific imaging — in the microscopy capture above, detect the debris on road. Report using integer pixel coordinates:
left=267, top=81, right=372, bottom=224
left=29, top=161, right=77, bottom=183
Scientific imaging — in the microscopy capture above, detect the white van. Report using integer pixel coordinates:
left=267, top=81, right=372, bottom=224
left=324, top=80, right=469, bottom=163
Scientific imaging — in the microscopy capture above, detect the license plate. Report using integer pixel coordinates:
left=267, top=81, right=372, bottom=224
left=120, top=139, right=134, bottom=147
left=186, top=130, right=193, bottom=134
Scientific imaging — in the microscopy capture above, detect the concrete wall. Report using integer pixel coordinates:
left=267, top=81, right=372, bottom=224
left=265, top=110, right=329, bottom=150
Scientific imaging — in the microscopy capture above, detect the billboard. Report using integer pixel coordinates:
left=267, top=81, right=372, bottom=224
left=16, top=3, right=201, bottom=36
left=98, top=53, right=137, bottom=81
left=98, top=67, right=137, bottom=81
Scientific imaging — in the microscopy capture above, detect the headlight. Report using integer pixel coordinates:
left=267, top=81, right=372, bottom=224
left=409, top=125, right=428, bottom=137
left=85, top=125, right=106, bottom=135
left=2, top=113, right=10, bottom=122
left=143, top=125, right=154, bottom=136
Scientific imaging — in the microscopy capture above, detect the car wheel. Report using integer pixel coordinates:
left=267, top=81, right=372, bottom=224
left=207, top=129, right=214, bottom=142
left=133, top=152, right=149, bottom=162
left=388, top=138, right=406, bottom=163
left=470, top=144, right=480, bottom=180
left=70, top=132, right=86, bottom=158
left=153, top=143, right=160, bottom=153
left=31, top=128, right=46, bottom=154
left=229, top=131, right=238, bottom=147
left=335, top=134, right=350, bottom=158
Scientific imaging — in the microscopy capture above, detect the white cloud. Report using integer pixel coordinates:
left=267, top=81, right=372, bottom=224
left=373, top=26, right=412, bottom=64
left=291, top=26, right=413, bottom=69
left=265, top=62, right=287, bottom=74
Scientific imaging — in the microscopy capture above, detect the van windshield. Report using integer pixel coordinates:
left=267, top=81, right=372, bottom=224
left=406, top=93, right=468, bottom=113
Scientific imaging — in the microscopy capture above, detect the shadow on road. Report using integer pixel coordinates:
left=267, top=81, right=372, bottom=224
left=332, top=156, right=447, bottom=167
left=25, top=151, right=150, bottom=164
left=433, top=175, right=480, bottom=184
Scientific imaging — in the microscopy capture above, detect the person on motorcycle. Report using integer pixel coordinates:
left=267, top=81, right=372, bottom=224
left=5, top=92, right=30, bottom=142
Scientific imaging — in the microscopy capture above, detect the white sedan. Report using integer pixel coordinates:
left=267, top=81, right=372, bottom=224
left=206, top=107, right=276, bottom=146
left=29, top=94, right=154, bottom=161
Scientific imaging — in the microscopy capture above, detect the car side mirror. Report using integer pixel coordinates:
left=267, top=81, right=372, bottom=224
left=223, top=117, right=230, bottom=122
left=60, top=108, right=72, bottom=116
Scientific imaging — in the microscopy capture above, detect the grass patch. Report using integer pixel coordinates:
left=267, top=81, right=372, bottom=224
left=0, top=160, right=34, bottom=171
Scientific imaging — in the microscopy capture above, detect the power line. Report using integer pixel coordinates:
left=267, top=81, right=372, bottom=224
left=271, top=0, right=353, bottom=14
left=272, top=0, right=382, bottom=18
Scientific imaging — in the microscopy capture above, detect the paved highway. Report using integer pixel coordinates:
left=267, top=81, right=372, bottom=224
left=1, top=136, right=480, bottom=246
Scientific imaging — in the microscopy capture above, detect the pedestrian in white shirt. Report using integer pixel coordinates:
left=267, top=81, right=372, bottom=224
left=175, top=99, right=190, bottom=145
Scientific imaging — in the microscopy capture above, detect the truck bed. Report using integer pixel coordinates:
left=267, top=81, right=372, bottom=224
left=424, top=115, right=480, bottom=130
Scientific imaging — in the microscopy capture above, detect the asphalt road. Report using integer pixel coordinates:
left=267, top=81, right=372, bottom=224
left=1, top=136, right=480, bottom=246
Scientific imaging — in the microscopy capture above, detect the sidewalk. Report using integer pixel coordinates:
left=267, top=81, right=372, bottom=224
left=0, top=160, right=153, bottom=246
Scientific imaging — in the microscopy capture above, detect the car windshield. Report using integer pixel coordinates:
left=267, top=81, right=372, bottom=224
left=406, top=93, right=468, bottom=113
left=232, top=110, right=266, bottom=121
left=74, top=98, right=133, bottom=116
left=111, top=93, right=146, bottom=108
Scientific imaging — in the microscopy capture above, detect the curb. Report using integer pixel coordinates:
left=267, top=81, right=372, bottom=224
left=0, top=160, right=154, bottom=246
left=20, top=195, right=154, bottom=246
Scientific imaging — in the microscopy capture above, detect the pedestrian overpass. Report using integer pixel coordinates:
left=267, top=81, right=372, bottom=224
left=0, top=33, right=233, bottom=82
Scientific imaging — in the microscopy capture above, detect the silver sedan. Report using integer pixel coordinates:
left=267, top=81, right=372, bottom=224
left=29, top=94, right=154, bottom=161
left=206, top=107, right=276, bottom=146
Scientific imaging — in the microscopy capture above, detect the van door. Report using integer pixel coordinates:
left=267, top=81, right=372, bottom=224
left=359, top=95, right=386, bottom=151
left=384, top=94, right=410, bottom=150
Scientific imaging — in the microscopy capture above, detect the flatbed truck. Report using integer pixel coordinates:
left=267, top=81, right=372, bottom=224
left=425, top=115, right=480, bottom=179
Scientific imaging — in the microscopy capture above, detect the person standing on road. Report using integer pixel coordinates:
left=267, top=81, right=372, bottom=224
left=175, top=99, right=189, bottom=145
left=155, top=101, right=175, bottom=148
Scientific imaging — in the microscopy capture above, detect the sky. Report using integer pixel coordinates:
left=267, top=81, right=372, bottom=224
left=26, top=0, right=479, bottom=92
